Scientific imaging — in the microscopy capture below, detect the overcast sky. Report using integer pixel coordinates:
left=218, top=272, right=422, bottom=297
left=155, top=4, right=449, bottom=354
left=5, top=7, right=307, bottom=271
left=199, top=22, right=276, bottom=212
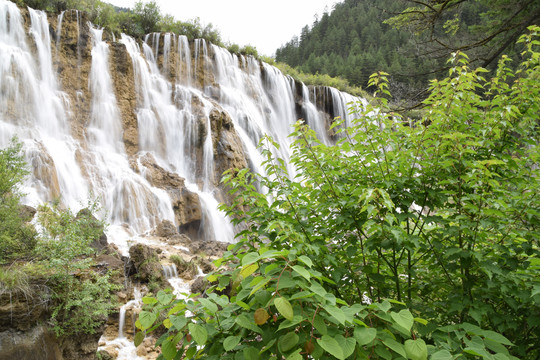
left=105, top=0, right=341, bottom=56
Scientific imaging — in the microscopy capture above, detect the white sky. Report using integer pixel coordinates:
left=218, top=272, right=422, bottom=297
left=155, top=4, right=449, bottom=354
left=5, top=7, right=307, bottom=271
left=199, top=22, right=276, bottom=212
left=105, top=0, right=341, bottom=56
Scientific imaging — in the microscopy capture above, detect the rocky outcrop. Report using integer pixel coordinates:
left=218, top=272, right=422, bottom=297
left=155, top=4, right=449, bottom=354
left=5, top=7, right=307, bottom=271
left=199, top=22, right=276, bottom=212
left=138, top=154, right=204, bottom=240
left=128, top=244, right=165, bottom=286
left=0, top=326, right=61, bottom=360
left=210, top=107, right=248, bottom=176
left=111, top=41, right=139, bottom=157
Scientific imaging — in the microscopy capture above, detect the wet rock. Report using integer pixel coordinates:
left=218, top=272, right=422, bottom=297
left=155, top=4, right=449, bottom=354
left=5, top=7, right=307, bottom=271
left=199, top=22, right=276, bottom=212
left=190, top=240, right=229, bottom=257
left=193, top=255, right=214, bottom=274
left=18, top=205, right=37, bottom=222
left=96, top=349, right=115, bottom=360
left=128, top=244, right=165, bottom=285
left=139, top=154, right=204, bottom=240
left=190, top=276, right=210, bottom=295
left=0, top=326, right=61, bottom=360
left=155, top=219, right=178, bottom=238
left=168, top=233, right=192, bottom=247
left=58, top=327, right=104, bottom=360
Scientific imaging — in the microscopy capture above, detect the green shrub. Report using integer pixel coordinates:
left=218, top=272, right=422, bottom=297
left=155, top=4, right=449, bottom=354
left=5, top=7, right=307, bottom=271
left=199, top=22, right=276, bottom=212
left=137, top=27, right=539, bottom=359
left=0, top=139, right=38, bottom=263
left=49, top=271, right=120, bottom=336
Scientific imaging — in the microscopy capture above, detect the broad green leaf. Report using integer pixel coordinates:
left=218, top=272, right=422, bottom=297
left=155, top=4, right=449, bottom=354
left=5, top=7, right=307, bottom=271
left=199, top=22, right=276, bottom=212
left=322, top=304, right=346, bottom=325
left=157, top=290, right=174, bottom=305
left=279, top=332, right=299, bottom=353
left=170, top=315, right=187, bottom=330
left=134, top=331, right=144, bottom=347
left=482, top=330, right=513, bottom=346
left=236, top=314, right=263, bottom=334
left=430, top=350, right=453, bottom=360
left=278, top=315, right=303, bottom=330
left=259, top=339, right=277, bottom=354
left=383, top=338, right=407, bottom=358
left=313, top=316, right=327, bottom=335
left=240, top=263, right=259, bottom=278
left=138, top=311, right=156, bottom=331
left=242, top=252, right=260, bottom=266
left=391, top=309, right=414, bottom=332
left=163, top=318, right=172, bottom=329
left=236, top=300, right=251, bottom=310
left=298, top=255, right=313, bottom=268
left=162, top=338, right=178, bottom=360
left=275, top=297, right=294, bottom=321
left=286, top=349, right=303, bottom=360
left=224, top=335, right=241, bottom=351
left=317, top=335, right=344, bottom=359
left=188, top=323, right=208, bottom=345
left=142, top=296, right=158, bottom=305
left=335, top=335, right=356, bottom=359
left=414, top=317, right=428, bottom=326
left=290, top=291, right=315, bottom=300
left=199, top=298, right=218, bottom=314
left=354, top=327, right=377, bottom=345
left=292, top=265, right=311, bottom=280
left=250, top=277, right=271, bottom=296
left=309, top=282, right=327, bottom=298
left=404, top=339, right=428, bottom=360
left=185, top=346, right=197, bottom=358
left=377, top=300, right=391, bottom=313
left=168, top=302, right=186, bottom=315
left=243, top=346, right=260, bottom=359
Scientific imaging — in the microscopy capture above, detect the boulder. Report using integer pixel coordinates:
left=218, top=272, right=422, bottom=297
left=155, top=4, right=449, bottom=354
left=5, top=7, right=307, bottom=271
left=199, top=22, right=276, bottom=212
left=18, top=205, right=36, bottom=222
left=139, top=154, right=204, bottom=240
left=0, top=326, right=61, bottom=360
left=128, top=244, right=165, bottom=286
left=154, top=219, right=178, bottom=238
left=190, top=276, right=209, bottom=295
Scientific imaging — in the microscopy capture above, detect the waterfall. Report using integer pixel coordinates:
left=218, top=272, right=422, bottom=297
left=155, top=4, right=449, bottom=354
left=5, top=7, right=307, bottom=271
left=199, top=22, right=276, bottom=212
left=0, top=0, right=363, bottom=248
left=161, top=264, right=178, bottom=279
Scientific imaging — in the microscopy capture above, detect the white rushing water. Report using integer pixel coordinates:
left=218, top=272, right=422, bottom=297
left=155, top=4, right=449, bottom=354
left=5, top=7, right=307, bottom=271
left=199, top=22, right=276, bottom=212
left=0, top=0, right=362, bottom=248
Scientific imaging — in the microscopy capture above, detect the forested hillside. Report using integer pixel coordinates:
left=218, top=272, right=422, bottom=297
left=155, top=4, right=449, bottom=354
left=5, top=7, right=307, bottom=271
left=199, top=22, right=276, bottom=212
left=276, top=0, right=540, bottom=103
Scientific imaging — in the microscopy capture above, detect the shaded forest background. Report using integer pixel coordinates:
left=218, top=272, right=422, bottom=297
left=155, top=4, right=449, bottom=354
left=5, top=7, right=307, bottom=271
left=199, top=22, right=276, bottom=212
left=276, top=0, right=540, bottom=104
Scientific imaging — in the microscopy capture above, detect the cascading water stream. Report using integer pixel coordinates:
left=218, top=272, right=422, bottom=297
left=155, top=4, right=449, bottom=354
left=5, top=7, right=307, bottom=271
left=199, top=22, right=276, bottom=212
left=1, top=1, right=88, bottom=210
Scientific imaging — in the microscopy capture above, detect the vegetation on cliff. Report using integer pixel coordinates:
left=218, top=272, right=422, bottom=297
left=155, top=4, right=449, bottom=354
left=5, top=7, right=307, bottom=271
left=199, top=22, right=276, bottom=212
left=0, top=140, right=119, bottom=337
left=138, top=28, right=540, bottom=359
left=15, top=0, right=260, bottom=57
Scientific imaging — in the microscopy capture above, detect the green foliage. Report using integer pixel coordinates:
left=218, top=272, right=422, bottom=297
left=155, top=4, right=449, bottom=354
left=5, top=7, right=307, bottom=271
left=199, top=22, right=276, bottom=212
left=0, top=266, right=31, bottom=298
left=132, top=0, right=160, bottom=34
left=0, top=138, right=37, bottom=263
left=0, top=139, right=118, bottom=336
left=138, top=28, right=540, bottom=359
left=49, top=271, right=120, bottom=336
left=36, top=202, right=103, bottom=275
left=274, top=61, right=367, bottom=98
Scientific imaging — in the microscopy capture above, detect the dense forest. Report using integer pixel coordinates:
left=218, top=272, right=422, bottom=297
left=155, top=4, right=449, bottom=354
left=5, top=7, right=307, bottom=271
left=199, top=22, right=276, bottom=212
left=276, top=0, right=540, bottom=104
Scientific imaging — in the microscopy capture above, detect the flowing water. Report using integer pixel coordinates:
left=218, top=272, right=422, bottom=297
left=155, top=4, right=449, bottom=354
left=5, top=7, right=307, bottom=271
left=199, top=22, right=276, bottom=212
left=0, top=1, right=361, bottom=246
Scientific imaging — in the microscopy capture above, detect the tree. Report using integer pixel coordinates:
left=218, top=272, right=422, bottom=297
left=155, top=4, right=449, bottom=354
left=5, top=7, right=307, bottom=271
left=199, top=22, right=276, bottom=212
left=133, top=0, right=161, bottom=35
left=386, top=0, right=540, bottom=69
left=137, top=27, right=539, bottom=360
left=0, top=139, right=37, bottom=263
